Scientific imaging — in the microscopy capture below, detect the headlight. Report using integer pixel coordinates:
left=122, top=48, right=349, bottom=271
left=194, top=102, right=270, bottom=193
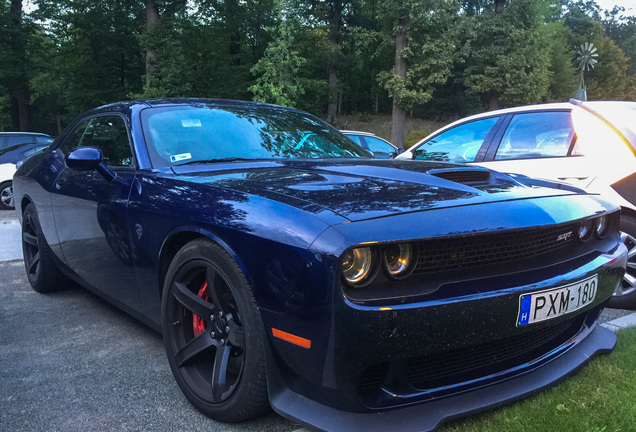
left=383, top=243, right=418, bottom=279
left=342, top=247, right=375, bottom=286
left=578, top=219, right=594, bottom=241
left=595, top=215, right=610, bottom=238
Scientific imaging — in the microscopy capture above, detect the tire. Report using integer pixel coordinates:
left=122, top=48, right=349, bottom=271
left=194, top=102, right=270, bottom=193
left=22, top=203, right=67, bottom=293
left=0, top=181, right=14, bottom=210
left=161, top=238, right=269, bottom=422
left=607, top=215, right=636, bottom=310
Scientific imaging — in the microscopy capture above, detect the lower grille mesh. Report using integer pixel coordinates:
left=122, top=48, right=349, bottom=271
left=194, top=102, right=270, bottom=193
left=407, top=316, right=583, bottom=389
left=357, top=315, right=584, bottom=393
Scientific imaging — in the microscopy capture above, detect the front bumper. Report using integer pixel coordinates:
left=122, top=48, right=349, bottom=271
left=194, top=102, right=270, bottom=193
left=262, top=243, right=626, bottom=431
left=268, top=322, right=616, bottom=432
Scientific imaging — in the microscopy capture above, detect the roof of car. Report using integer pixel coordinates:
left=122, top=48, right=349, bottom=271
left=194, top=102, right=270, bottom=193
left=442, top=102, right=574, bottom=126
left=0, top=132, right=52, bottom=137
left=340, top=130, right=378, bottom=137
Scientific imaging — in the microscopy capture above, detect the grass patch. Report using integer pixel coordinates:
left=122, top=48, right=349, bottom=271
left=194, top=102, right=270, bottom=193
left=441, top=327, right=636, bottom=432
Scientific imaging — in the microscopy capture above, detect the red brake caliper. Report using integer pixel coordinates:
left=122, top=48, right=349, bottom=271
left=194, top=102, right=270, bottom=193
left=192, top=281, right=209, bottom=337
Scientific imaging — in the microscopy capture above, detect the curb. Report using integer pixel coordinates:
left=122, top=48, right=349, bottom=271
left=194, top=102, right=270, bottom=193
left=601, top=312, right=636, bottom=333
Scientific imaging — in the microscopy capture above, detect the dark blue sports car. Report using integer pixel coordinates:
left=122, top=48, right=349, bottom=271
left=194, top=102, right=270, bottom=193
left=13, top=99, right=627, bottom=431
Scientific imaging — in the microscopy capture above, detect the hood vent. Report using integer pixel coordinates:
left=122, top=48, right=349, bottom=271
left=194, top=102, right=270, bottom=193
left=430, top=169, right=492, bottom=186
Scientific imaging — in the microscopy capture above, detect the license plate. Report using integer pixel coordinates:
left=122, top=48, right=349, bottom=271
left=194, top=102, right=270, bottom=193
left=517, top=275, right=598, bottom=326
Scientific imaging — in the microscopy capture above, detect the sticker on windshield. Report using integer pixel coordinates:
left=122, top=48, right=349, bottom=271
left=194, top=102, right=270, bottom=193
left=170, top=153, right=192, bottom=163
left=181, top=119, right=202, bottom=128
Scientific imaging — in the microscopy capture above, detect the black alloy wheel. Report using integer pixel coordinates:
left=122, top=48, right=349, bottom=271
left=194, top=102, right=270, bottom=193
left=22, top=203, right=65, bottom=293
left=161, top=238, right=269, bottom=422
left=0, top=181, right=14, bottom=210
left=608, top=215, right=636, bottom=310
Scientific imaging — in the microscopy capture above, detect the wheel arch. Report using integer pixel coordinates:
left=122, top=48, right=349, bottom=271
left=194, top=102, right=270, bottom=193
left=157, top=227, right=256, bottom=300
left=19, top=194, right=34, bottom=215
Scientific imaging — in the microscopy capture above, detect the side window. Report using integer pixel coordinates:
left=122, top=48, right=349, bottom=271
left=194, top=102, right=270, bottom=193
left=59, top=119, right=91, bottom=155
left=365, top=136, right=395, bottom=155
left=61, top=116, right=133, bottom=167
left=413, top=117, right=499, bottom=163
left=346, top=135, right=363, bottom=146
left=495, top=112, right=574, bottom=160
left=7, top=135, right=35, bottom=146
left=80, top=116, right=133, bottom=167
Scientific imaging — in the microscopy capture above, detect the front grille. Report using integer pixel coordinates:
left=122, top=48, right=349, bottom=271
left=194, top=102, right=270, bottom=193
left=357, top=315, right=584, bottom=394
left=431, top=170, right=491, bottom=185
left=413, top=223, right=578, bottom=275
left=407, top=315, right=583, bottom=389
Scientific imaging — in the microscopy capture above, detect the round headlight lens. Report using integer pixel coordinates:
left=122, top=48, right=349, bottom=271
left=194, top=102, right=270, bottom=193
left=578, top=219, right=594, bottom=241
left=383, top=243, right=417, bottom=279
left=342, top=247, right=374, bottom=285
left=596, top=215, right=610, bottom=238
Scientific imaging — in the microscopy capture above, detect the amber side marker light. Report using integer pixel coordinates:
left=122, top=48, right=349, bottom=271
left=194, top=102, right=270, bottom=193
left=272, top=328, right=312, bottom=349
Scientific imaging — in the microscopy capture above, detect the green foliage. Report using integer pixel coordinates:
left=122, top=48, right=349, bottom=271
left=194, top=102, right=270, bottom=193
left=378, top=0, right=459, bottom=110
left=586, top=33, right=633, bottom=100
left=1, top=0, right=634, bottom=133
left=250, top=7, right=306, bottom=108
left=462, top=0, right=553, bottom=107
left=544, top=22, right=579, bottom=102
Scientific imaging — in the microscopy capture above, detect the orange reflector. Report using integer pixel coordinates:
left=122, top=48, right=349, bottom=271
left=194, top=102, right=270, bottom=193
left=272, top=328, right=311, bottom=349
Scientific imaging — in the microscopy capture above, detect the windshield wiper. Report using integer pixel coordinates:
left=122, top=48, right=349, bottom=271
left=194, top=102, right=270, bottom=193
left=176, top=157, right=256, bottom=166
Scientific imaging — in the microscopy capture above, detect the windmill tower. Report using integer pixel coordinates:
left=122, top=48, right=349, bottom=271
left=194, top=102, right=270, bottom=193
left=575, top=42, right=598, bottom=101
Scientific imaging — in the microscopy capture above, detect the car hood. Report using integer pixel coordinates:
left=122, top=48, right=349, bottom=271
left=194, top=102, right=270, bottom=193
left=170, top=159, right=581, bottom=222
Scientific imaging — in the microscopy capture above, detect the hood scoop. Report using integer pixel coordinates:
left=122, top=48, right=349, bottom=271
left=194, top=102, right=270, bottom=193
left=429, top=169, right=492, bottom=186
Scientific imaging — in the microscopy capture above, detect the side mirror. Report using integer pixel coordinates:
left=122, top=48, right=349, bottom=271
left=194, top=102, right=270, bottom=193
left=66, top=146, right=117, bottom=182
left=66, top=147, right=103, bottom=171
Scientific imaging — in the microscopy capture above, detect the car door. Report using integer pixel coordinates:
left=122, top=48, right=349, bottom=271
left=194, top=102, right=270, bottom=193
left=50, top=114, right=140, bottom=309
left=474, top=110, right=596, bottom=189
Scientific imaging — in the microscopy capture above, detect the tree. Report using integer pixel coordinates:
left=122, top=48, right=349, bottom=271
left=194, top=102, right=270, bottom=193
left=1, top=0, right=32, bottom=130
left=543, top=21, right=578, bottom=102
left=462, top=0, right=552, bottom=110
left=378, top=0, right=459, bottom=148
left=586, top=32, right=634, bottom=100
left=250, top=7, right=306, bottom=107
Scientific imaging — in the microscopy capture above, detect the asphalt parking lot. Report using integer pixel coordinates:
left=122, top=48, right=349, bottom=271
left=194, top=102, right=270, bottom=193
left=0, top=209, right=300, bottom=432
left=0, top=209, right=633, bottom=432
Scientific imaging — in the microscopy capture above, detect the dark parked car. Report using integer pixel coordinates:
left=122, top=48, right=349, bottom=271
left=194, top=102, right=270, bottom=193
left=13, top=99, right=626, bottom=431
left=0, top=133, right=54, bottom=210
left=397, top=100, right=636, bottom=309
left=341, top=130, right=400, bottom=158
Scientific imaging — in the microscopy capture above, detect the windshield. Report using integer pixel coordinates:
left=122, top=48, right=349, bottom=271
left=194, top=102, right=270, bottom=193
left=141, top=104, right=371, bottom=168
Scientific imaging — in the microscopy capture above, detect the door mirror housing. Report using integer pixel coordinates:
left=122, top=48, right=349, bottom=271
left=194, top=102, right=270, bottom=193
left=66, top=147, right=103, bottom=171
left=66, top=147, right=117, bottom=182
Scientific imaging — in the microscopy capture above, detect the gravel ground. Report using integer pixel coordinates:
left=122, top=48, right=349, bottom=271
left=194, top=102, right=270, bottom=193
left=0, top=259, right=299, bottom=432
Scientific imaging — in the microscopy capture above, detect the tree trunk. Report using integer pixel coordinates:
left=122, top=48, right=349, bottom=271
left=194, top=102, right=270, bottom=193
left=488, top=90, right=501, bottom=111
left=9, top=0, right=31, bottom=131
left=326, top=1, right=343, bottom=124
left=391, top=24, right=408, bottom=150
left=144, top=0, right=161, bottom=83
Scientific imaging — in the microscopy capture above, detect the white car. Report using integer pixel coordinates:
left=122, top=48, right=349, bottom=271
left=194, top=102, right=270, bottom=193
left=0, top=163, right=17, bottom=210
left=397, top=99, right=636, bottom=308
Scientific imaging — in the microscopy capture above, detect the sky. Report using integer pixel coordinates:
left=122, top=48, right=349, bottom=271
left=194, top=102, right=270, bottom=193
left=595, top=0, right=636, bottom=16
